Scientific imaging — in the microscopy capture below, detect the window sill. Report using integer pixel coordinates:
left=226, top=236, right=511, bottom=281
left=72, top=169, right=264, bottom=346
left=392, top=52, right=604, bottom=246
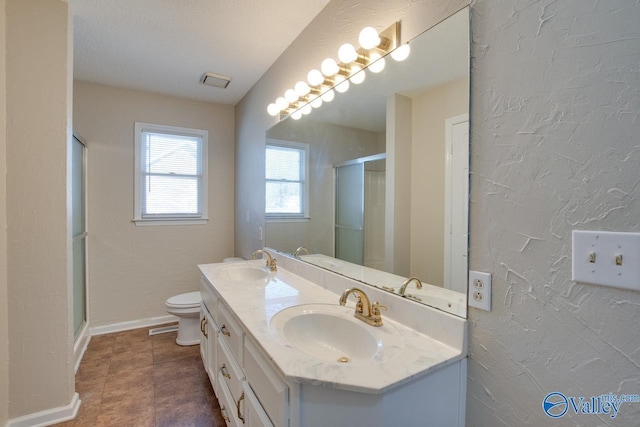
left=133, top=218, right=209, bottom=226
left=266, top=217, right=310, bottom=224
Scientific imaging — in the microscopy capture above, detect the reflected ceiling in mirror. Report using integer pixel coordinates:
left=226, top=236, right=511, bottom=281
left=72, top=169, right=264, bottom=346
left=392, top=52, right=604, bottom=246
left=265, top=7, right=470, bottom=318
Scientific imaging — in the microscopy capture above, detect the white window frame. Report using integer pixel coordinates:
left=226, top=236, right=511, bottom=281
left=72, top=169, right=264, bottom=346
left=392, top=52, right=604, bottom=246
left=133, top=122, right=208, bottom=226
left=265, top=139, right=310, bottom=222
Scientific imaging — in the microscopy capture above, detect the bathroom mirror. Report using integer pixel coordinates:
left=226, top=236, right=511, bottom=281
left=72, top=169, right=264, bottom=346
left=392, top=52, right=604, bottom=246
left=265, top=8, right=470, bottom=318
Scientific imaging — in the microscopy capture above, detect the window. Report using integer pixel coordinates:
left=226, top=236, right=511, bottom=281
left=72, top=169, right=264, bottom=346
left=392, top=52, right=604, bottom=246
left=265, top=140, right=309, bottom=221
left=134, top=123, right=208, bottom=225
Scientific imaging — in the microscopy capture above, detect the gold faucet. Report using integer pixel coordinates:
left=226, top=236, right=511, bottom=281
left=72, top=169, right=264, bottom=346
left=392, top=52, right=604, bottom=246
left=398, top=277, right=422, bottom=296
left=338, top=288, right=386, bottom=327
left=293, top=246, right=309, bottom=257
left=252, top=249, right=277, bottom=272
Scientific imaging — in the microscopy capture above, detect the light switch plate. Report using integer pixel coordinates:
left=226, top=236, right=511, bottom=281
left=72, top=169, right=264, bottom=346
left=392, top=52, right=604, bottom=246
left=572, top=230, right=640, bottom=291
left=468, top=270, right=491, bottom=311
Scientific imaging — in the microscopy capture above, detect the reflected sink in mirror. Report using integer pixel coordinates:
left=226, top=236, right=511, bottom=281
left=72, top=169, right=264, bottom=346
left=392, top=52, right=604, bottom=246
left=269, top=303, right=403, bottom=363
left=216, top=263, right=270, bottom=282
left=299, top=254, right=345, bottom=270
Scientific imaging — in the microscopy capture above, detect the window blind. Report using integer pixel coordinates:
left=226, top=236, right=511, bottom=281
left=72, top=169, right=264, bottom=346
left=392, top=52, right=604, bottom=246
left=265, top=145, right=304, bottom=215
left=140, top=131, right=203, bottom=217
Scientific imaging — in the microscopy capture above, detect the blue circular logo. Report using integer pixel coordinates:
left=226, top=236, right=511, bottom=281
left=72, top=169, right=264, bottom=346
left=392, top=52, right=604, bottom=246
left=543, top=392, right=568, bottom=418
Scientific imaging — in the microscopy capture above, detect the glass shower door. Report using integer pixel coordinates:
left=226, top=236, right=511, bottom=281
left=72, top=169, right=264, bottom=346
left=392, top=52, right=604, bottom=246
left=72, top=136, right=87, bottom=338
left=335, top=162, right=364, bottom=265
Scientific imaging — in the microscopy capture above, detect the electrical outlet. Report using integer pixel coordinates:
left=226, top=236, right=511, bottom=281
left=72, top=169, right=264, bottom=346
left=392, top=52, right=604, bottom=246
left=468, top=270, right=491, bottom=311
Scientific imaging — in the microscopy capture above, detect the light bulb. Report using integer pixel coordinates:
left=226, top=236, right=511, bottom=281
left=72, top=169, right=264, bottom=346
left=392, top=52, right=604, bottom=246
left=359, top=26, right=380, bottom=50
left=321, top=58, right=339, bottom=76
left=284, top=89, right=298, bottom=103
left=338, top=43, right=358, bottom=63
left=301, top=104, right=312, bottom=115
left=334, top=75, right=349, bottom=93
left=294, top=81, right=310, bottom=97
left=307, top=69, right=324, bottom=86
left=310, top=96, right=322, bottom=109
left=321, top=89, right=335, bottom=103
left=391, top=43, right=411, bottom=62
left=368, top=52, right=385, bottom=73
left=275, top=97, right=288, bottom=110
left=291, top=111, right=303, bottom=120
left=267, top=103, right=280, bottom=116
left=349, top=64, right=366, bottom=84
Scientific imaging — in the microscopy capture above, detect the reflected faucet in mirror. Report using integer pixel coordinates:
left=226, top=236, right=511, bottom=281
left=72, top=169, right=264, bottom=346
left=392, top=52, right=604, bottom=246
left=252, top=249, right=277, bottom=272
left=398, top=277, right=423, bottom=296
left=339, top=287, right=386, bottom=327
left=293, top=246, right=310, bottom=258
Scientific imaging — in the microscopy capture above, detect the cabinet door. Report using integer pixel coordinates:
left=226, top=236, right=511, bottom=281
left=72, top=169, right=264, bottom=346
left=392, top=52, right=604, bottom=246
left=199, top=307, right=207, bottom=367
left=205, top=309, right=219, bottom=393
left=243, top=382, right=274, bottom=427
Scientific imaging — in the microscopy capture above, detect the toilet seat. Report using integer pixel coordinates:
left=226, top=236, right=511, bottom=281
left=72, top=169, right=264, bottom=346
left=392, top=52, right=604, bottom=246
left=166, top=291, right=200, bottom=310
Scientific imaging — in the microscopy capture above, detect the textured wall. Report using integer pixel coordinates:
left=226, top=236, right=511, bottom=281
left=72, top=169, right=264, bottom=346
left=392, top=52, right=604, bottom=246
left=467, top=1, right=640, bottom=425
left=0, top=0, right=9, bottom=423
left=74, top=81, right=235, bottom=327
left=6, top=0, right=75, bottom=417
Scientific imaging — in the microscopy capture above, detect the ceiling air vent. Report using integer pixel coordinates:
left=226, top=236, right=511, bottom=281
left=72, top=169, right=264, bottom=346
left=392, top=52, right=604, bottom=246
left=200, top=72, right=231, bottom=89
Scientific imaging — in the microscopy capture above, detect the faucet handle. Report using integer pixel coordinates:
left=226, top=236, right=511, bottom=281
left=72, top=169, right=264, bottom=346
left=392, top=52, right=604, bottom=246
left=372, top=301, right=386, bottom=314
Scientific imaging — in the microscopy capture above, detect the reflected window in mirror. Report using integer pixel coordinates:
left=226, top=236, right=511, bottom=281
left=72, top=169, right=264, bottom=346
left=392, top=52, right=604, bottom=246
left=265, top=140, right=310, bottom=221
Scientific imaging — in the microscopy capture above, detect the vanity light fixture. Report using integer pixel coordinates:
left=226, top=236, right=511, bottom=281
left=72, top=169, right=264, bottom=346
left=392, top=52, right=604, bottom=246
left=267, top=21, right=410, bottom=119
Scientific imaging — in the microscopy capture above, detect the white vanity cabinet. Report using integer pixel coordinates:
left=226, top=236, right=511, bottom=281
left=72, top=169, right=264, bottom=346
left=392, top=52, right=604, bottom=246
left=199, top=262, right=467, bottom=427
left=201, top=277, right=281, bottom=426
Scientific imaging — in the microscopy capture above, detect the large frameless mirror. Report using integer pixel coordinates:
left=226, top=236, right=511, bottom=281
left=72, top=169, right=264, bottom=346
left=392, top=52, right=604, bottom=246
left=265, top=7, right=470, bottom=318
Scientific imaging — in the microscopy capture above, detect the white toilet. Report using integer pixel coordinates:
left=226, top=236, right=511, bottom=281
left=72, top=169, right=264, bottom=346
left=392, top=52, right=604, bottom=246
left=165, top=291, right=201, bottom=346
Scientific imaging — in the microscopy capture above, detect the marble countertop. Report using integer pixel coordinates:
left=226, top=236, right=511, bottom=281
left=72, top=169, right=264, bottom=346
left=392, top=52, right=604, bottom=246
left=198, top=260, right=465, bottom=395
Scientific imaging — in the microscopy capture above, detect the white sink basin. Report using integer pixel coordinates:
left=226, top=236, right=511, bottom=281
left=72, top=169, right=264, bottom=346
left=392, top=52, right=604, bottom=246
left=269, top=304, right=403, bottom=363
left=217, top=264, right=270, bottom=282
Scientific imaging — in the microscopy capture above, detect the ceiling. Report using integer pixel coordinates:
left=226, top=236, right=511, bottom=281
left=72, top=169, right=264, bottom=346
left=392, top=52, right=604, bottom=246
left=68, top=0, right=332, bottom=105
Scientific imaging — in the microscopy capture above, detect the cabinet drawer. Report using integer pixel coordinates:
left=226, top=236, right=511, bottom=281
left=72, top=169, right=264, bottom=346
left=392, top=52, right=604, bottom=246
left=217, top=372, right=242, bottom=427
left=218, top=303, right=244, bottom=364
left=244, top=339, right=288, bottom=427
left=217, top=336, right=245, bottom=402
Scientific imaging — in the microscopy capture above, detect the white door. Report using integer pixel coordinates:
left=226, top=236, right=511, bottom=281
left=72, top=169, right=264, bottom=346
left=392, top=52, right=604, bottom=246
left=444, top=114, right=469, bottom=293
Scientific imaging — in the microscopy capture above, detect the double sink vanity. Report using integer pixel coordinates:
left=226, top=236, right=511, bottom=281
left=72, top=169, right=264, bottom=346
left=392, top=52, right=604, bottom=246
left=198, top=249, right=467, bottom=426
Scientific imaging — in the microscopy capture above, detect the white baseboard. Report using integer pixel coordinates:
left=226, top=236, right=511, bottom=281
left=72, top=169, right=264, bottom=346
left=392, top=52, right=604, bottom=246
left=74, top=323, right=91, bottom=374
left=89, top=314, right=178, bottom=336
left=7, top=392, right=80, bottom=427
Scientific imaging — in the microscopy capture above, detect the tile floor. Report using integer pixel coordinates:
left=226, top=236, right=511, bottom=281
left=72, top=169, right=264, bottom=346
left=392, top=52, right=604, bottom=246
left=55, top=325, right=226, bottom=426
